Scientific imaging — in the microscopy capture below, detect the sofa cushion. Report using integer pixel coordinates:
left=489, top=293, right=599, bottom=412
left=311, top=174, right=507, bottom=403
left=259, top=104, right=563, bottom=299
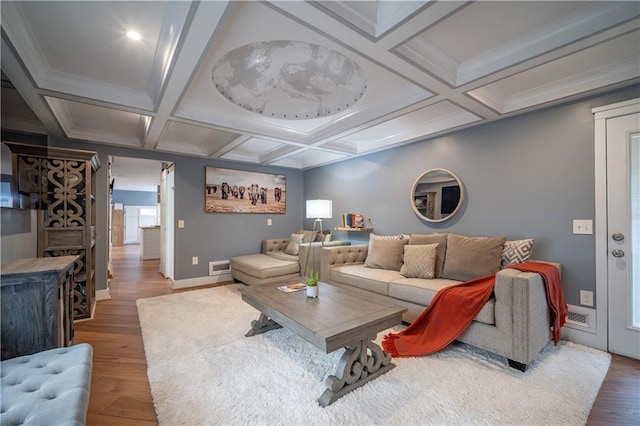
left=442, top=234, right=507, bottom=281
left=230, top=253, right=299, bottom=279
left=284, top=233, right=305, bottom=255
left=409, top=233, right=448, bottom=277
left=365, top=237, right=408, bottom=271
left=501, top=239, right=534, bottom=267
left=400, top=244, right=438, bottom=279
left=389, top=278, right=496, bottom=325
left=267, top=252, right=299, bottom=262
left=330, top=264, right=400, bottom=296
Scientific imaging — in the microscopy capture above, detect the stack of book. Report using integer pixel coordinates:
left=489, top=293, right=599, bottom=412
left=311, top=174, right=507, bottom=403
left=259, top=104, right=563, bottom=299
left=341, top=213, right=364, bottom=228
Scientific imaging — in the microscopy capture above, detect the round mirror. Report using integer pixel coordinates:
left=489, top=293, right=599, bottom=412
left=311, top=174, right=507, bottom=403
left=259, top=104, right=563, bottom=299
left=410, top=168, right=464, bottom=222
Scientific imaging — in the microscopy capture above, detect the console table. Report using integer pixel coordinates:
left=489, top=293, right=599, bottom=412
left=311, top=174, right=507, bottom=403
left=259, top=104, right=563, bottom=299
left=1, top=256, right=76, bottom=360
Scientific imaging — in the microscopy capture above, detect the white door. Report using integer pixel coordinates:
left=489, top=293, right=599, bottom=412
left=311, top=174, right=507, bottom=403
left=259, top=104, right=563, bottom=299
left=159, top=164, right=175, bottom=280
left=160, top=168, right=167, bottom=276
left=603, top=102, right=640, bottom=359
left=124, top=206, right=158, bottom=244
left=124, top=206, right=140, bottom=244
left=162, top=165, right=175, bottom=281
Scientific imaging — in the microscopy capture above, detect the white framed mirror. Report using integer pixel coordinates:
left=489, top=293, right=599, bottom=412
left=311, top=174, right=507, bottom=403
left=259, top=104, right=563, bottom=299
left=410, top=168, right=464, bottom=222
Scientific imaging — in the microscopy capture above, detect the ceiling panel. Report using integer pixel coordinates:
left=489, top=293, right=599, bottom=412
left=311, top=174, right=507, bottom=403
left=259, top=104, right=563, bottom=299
left=468, top=30, right=640, bottom=114
left=45, top=97, right=148, bottom=147
left=158, top=121, right=241, bottom=155
left=338, top=101, right=481, bottom=153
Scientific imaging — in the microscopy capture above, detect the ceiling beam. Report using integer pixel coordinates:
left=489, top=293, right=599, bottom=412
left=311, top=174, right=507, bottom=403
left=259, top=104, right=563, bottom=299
left=143, top=1, right=230, bottom=150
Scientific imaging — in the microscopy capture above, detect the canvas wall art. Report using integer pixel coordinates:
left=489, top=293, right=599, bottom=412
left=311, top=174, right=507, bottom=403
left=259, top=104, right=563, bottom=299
left=205, top=167, right=286, bottom=213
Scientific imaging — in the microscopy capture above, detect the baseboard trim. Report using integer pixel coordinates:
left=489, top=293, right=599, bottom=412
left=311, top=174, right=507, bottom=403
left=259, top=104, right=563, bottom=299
left=172, top=273, right=233, bottom=289
left=96, top=288, right=111, bottom=301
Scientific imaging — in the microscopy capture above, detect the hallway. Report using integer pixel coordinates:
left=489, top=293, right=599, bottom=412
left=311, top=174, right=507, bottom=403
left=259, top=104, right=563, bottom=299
left=74, top=244, right=221, bottom=424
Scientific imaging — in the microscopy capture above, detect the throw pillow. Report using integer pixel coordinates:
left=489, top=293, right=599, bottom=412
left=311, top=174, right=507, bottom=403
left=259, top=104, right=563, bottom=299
left=400, top=243, right=439, bottom=279
left=501, top=239, right=535, bottom=267
left=370, top=233, right=408, bottom=241
left=284, top=233, right=305, bottom=255
left=365, top=237, right=408, bottom=271
left=408, top=233, right=448, bottom=278
left=442, top=234, right=507, bottom=281
left=298, top=229, right=319, bottom=243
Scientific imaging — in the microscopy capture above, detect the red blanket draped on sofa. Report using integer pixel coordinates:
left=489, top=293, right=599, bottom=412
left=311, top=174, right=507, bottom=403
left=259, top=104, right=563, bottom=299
left=382, top=261, right=567, bottom=358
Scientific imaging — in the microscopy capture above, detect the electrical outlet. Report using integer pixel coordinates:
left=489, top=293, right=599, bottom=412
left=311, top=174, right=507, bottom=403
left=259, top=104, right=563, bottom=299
left=192, top=256, right=198, bottom=265
left=267, top=218, right=272, bottom=226
left=580, top=290, right=594, bottom=307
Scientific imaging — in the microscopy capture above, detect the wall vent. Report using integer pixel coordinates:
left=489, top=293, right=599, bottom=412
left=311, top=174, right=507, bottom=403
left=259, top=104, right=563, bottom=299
left=209, top=260, right=231, bottom=276
left=564, top=304, right=596, bottom=334
left=567, top=311, right=588, bottom=326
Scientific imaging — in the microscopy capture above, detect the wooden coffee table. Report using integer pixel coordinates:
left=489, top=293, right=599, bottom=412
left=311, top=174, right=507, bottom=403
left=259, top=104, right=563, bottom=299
left=241, top=281, right=406, bottom=407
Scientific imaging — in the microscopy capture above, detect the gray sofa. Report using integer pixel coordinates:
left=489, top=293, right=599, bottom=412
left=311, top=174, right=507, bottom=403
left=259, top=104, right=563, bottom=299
left=230, top=231, right=350, bottom=286
left=320, top=233, right=559, bottom=371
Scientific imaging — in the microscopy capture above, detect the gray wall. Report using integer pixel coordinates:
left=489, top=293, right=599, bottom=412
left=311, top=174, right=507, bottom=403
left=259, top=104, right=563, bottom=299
left=0, top=208, right=37, bottom=263
left=304, top=85, right=640, bottom=307
left=112, top=190, right=158, bottom=206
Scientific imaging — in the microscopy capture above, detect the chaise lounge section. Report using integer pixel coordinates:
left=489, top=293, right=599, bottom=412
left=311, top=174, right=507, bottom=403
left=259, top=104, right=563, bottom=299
left=320, top=233, right=560, bottom=371
left=230, top=230, right=350, bottom=286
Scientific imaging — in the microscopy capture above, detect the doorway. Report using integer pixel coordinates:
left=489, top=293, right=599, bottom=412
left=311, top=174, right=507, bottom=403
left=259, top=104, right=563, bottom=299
left=109, top=156, right=174, bottom=282
left=594, top=98, right=640, bottom=360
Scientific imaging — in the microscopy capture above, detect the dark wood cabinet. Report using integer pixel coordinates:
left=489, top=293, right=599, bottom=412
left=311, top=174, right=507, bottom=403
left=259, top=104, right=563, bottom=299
left=5, top=142, right=100, bottom=320
left=1, top=256, right=76, bottom=360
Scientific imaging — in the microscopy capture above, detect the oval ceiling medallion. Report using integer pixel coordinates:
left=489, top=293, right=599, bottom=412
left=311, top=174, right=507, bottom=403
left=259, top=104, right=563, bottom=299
left=212, top=41, right=367, bottom=120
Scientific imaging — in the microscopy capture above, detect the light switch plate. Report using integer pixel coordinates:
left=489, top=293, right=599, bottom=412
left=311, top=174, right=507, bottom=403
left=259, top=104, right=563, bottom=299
left=573, top=219, right=592, bottom=235
left=178, top=220, right=185, bottom=229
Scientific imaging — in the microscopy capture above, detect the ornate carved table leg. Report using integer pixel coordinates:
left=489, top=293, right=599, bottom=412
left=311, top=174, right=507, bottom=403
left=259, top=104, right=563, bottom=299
left=245, top=313, right=282, bottom=337
left=318, top=336, right=394, bottom=407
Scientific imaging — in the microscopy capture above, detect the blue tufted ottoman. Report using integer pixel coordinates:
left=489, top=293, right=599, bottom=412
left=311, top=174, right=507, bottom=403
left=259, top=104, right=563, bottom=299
left=0, top=344, right=93, bottom=426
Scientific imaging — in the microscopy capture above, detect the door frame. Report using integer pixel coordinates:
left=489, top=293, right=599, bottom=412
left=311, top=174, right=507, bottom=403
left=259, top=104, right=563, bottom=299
left=593, top=98, right=640, bottom=351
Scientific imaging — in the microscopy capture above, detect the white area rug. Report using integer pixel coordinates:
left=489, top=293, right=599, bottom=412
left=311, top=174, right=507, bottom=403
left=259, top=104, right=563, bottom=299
left=137, top=285, right=611, bottom=425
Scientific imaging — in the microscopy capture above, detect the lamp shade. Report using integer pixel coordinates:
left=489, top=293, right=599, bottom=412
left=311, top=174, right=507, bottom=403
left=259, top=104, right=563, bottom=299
left=306, top=200, right=332, bottom=219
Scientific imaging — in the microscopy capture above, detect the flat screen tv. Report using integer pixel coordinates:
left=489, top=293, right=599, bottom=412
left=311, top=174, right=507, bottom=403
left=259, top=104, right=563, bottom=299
left=441, top=185, right=460, bottom=215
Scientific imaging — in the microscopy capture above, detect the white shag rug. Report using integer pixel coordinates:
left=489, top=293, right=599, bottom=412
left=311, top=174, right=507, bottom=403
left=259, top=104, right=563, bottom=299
left=137, top=285, right=611, bottom=425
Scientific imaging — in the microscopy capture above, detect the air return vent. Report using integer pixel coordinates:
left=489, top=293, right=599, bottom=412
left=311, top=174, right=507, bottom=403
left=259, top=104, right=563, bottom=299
left=564, top=304, right=596, bottom=334
left=567, top=311, right=588, bottom=326
left=209, top=260, right=231, bottom=276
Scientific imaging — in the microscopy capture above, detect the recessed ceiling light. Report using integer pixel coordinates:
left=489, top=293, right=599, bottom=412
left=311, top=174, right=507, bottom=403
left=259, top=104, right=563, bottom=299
left=126, top=31, right=141, bottom=41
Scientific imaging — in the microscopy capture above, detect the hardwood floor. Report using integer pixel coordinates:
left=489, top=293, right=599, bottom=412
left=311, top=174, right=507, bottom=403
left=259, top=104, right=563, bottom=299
left=75, top=244, right=640, bottom=425
left=74, top=244, right=223, bottom=425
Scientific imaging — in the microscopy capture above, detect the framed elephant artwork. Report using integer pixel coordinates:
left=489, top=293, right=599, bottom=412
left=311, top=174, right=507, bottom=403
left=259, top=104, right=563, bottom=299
left=204, top=167, right=286, bottom=213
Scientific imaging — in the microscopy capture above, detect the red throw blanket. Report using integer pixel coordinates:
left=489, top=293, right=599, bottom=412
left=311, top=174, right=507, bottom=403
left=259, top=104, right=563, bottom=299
left=510, top=261, right=567, bottom=344
left=382, top=261, right=567, bottom=357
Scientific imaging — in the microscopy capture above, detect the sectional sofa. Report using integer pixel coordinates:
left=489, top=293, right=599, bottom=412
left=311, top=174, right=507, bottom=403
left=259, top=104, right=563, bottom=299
left=320, top=233, right=559, bottom=371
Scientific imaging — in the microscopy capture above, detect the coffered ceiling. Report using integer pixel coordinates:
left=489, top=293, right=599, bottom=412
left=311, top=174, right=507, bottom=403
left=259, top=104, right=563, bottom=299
left=2, top=1, right=639, bottom=170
